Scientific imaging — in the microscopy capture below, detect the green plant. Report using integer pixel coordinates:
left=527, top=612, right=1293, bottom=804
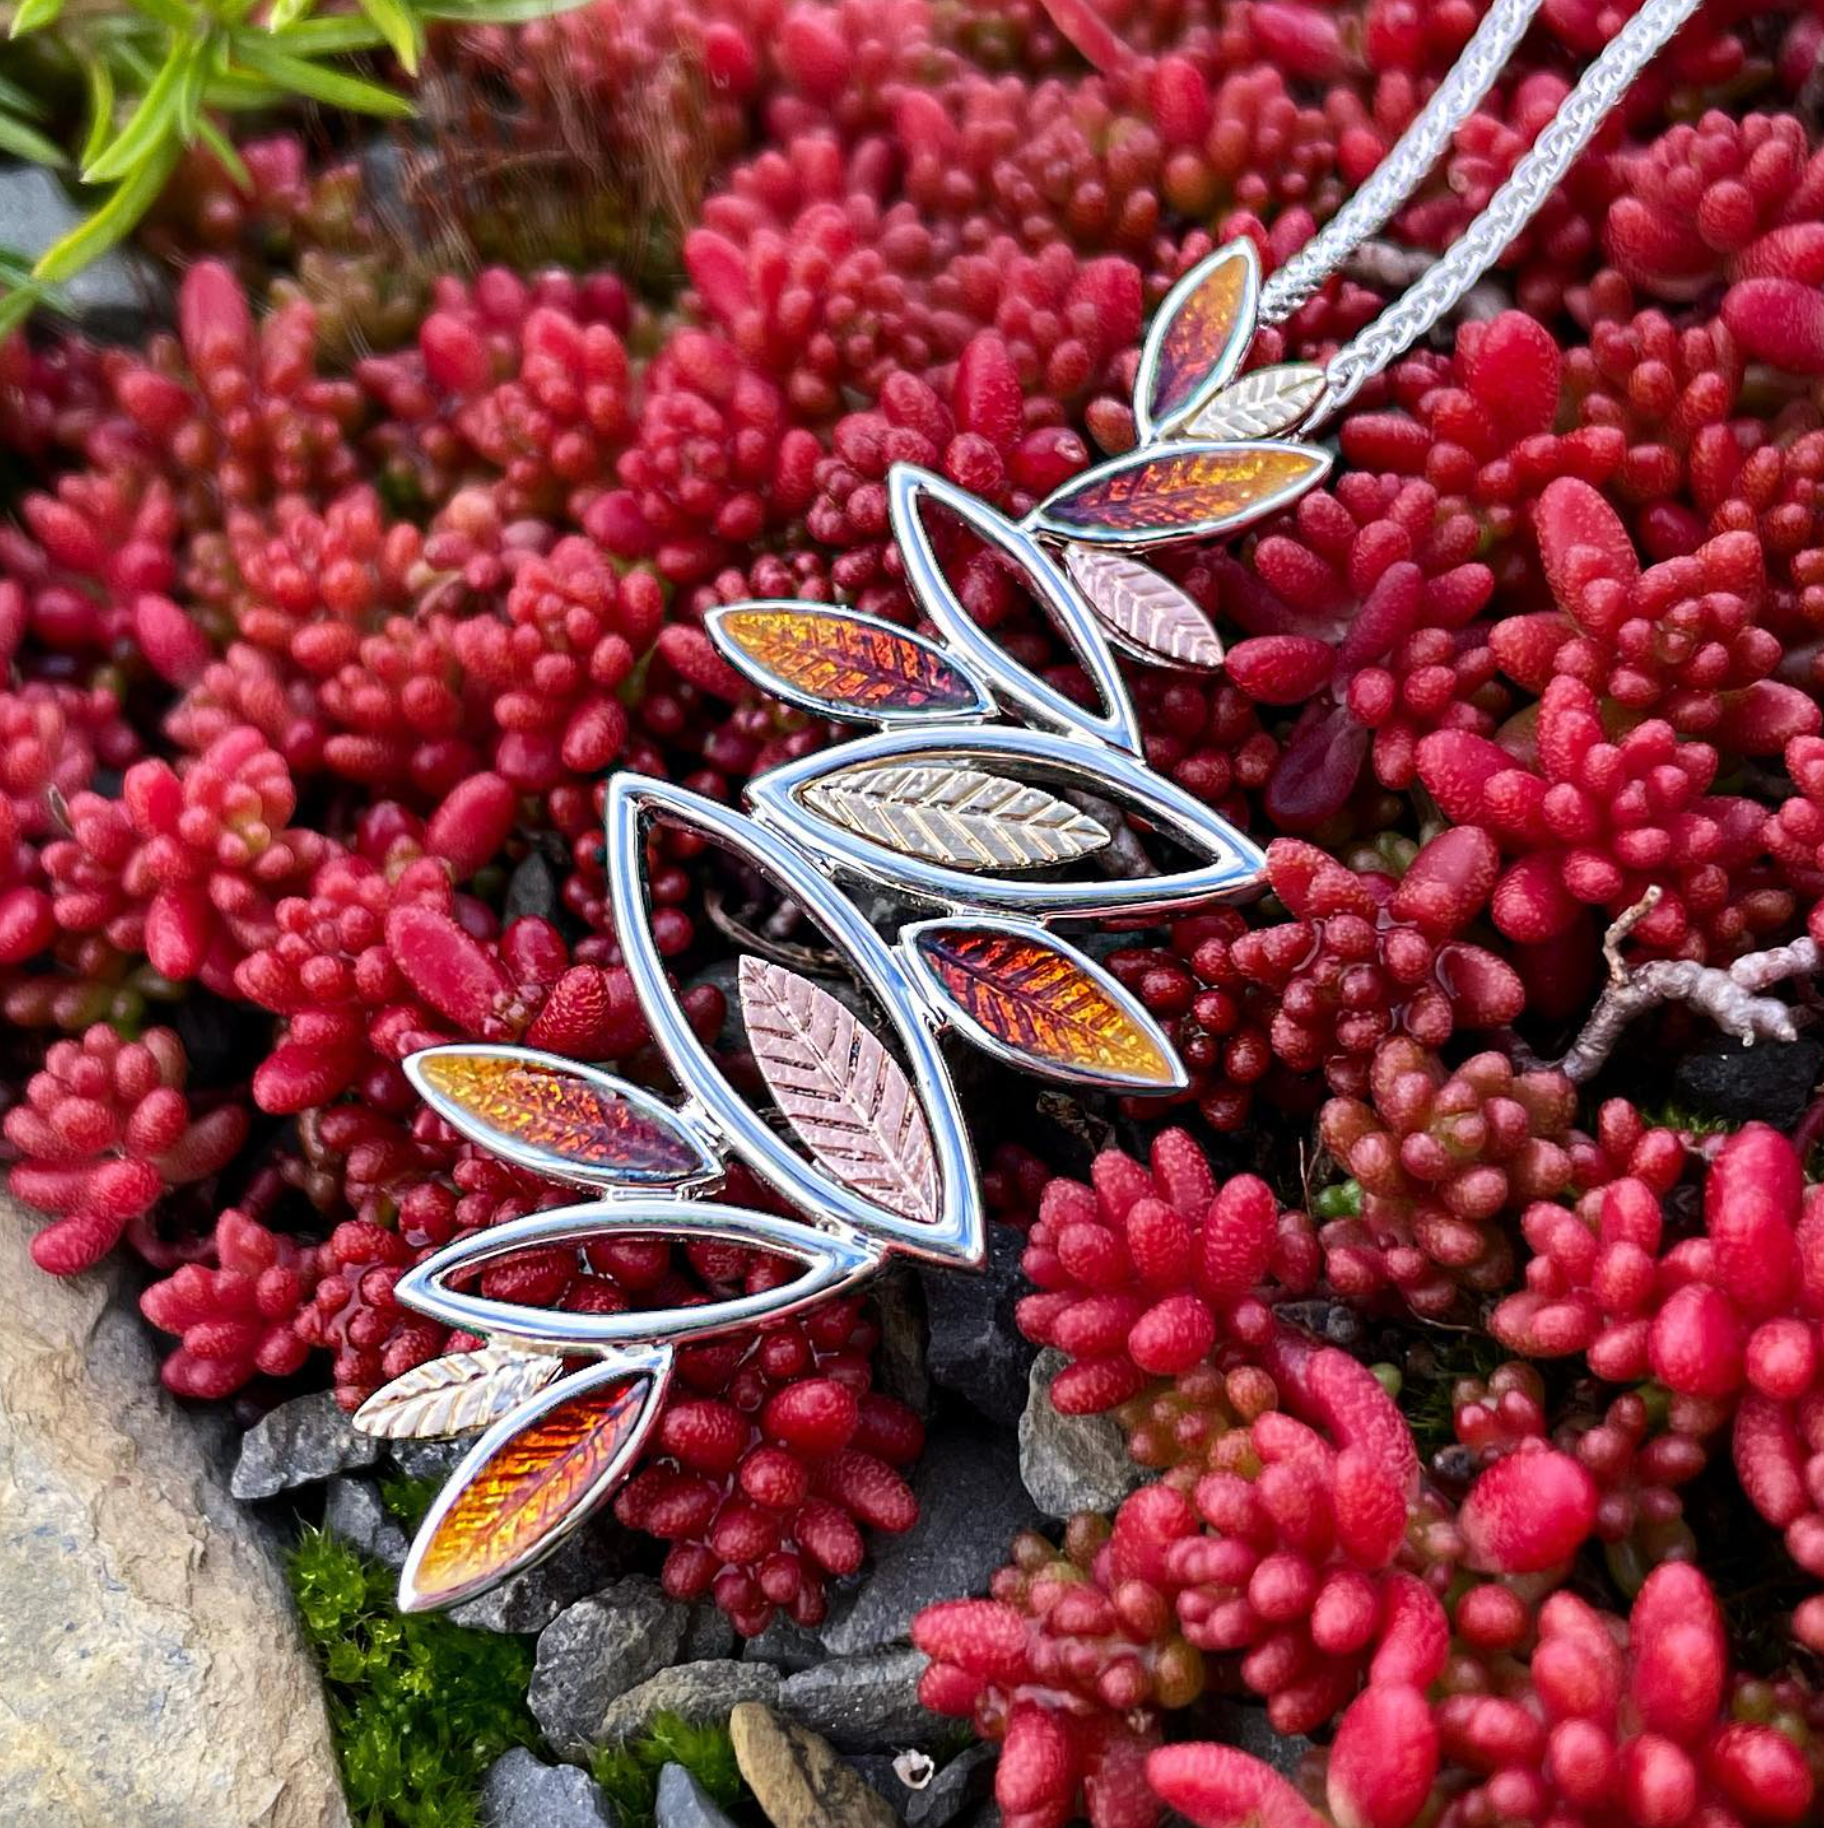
left=0, top=0, right=588, bottom=333
left=287, top=1528, right=543, bottom=1828
left=591, top=1713, right=746, bottom=1828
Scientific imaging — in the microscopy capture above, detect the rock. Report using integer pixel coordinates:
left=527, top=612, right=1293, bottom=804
left=0, top=165, right=166, bottom=335
left=0, top=1198, right=349, bottom=1827
left=919, top=1224, right=1035, bottom=1428
left=731, top=1703, right=902, bottom=1828
left=1018, top=1349, right=1146, bottom=1519
left=743, top=1614, right=827, bottom=1672
left=505, top=850, right=561, bottom=923
left=480, top=1747, right=620, bottom=1826
left=232, top=1391, right=380, bottom=1499
left=848, top=1753, right=922, bottom=1819
left=595, top=1661, right=782, bottom=1748
left=907, top=1745, right=996, bottom=1828
left=656, top=1762, right=740, bottom=1828
left=871, top=1265, right=932, bottom=1417
left=780, top=1647, right=932, bottom=1752
left=449, top=1524, right=635, bottom=1635
left=1672, top=1035, right=1824, bottom=1131
left=1202, top=1698, right=1312, bottom=1781
left=388, top=1437, right=466, bottom=1482
left=323, top=1477, right=409, bottom=1570
left=822, top=1424, right=1041, bottom=1656
left=531, top=1577, right=735, bottom=1756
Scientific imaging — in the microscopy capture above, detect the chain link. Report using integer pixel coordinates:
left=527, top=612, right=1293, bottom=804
left=1257, top=0, right=1546, bottom=326
left=1307, top=0, right=1704, bottom=431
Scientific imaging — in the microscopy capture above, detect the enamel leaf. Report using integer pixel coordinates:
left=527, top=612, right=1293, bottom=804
left=739, top=957, right=938, bottom=1224
left=1061, top=546, right=1224, bottom=671
left=353, top=1346, right=565, bottom=1441
left=1183, top=363, right=1327, bottom=441
left=705, top=601, right=994, bottom=724
left=1030, top=440, right=1330, bottom=548
left=400, top=1356, right=666, bottom=1611
left=908, top=920, right=1187, bottom=1091
left=798, top=762, right=1110, bottom=871
left=405, top=1046, right=717, bottom=1190
left=1136, top=240, right=1262, bottom=440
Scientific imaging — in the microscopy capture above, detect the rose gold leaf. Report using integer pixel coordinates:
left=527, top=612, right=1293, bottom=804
left=1062, top=546, right=1224, bottom=671
left=1182, top=363, right=1326, bottom=441
left=737, top=956, right=938, bottom=1223
left=1137, top=241, right=1261, bottom=439
left=1031, top=441, right=1330, bottom=548
left=353, top=1345, right=564, bottom=1441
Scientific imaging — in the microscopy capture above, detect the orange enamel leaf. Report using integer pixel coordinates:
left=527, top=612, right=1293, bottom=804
left=404, top=1368, right=657, bottom=1609
left=912, top=922, right=1184, bottom=1090
left=1032, top=441, right=1329, bottom=549
left=707, top=603, right=992, bottom=721
left=408, top=1048, right=713, bottom=1189
left=1137, top=241, right=1260, bottom=438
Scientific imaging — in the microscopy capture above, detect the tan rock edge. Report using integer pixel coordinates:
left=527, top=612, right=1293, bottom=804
left=0, top=1198, right=351, bottom=1828
left=729, top=1701, right=903, bottom=1828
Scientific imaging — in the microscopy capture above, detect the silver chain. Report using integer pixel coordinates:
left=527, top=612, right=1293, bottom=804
left=1258, top=0, right=1547, bottom=326
left=1305, top=0, right=1704, bottom=431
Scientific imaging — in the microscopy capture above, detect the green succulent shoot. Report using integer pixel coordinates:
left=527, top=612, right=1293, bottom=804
left=0, top=0, right=592, bottom=335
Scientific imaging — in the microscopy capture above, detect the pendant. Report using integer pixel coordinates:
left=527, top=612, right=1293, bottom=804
left=355, top=242, right=1317, bottom=1613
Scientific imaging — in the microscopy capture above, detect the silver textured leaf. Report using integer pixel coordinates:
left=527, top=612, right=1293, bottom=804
left=799, top=762, right=1110, bottom=871
left=353, top=1345, right=564, bottom=1441
left=1182, top=363, right=1326, bottom=440
left=1062, top=546, right=1224, bottom=671
left=738, top=957, right=938, bottom=1223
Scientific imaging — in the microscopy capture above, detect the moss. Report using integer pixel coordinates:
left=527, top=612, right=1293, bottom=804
left=590, top=1713, right=745, bottom=1827
left=287, top=1529, right=541, bottom=1828
left=378, top=1472, right=441, bottom=1530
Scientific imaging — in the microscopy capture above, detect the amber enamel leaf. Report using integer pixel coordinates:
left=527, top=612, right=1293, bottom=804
left=1136, top=241, right=1261, bottom=439
left=910, top=922, right=1185, bottom=1089
left=797, top=762, right=1110, bottom=871
left=706, top=603, right=993, bottom=722
left=402, top=1363, right=661, bottom=1610
left=407, top=1047, right=714, bottom=1189
left=1183, top=363, right=1326, bottom=441
left=738, top=957, right=938, bottom=1223
left=1062, top=546, right=1224, bottom=671
left=1031, top=441, right=1330, bottom=548
left=354, top=1345, right=564, bottom=1441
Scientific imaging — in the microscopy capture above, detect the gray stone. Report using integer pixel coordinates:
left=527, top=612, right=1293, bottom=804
left=907, top=1745, right=996, bottom=1828
left=0, top=166, right=167, bottom=334
left=388, top=1436, right=465, bottom=1482
left=1203, top=1697, right=1312, bottom=1781
left=232, top=1391, right=381, bottom=1499
left=0, top=1198, right=350, bottom=1828
left=849, top=1753, right=921, bottom=1819
left=505, top=850, right=562, bottom=923
left=595, top=1661, right=782, bottom=1747
left=821, top=1424, right=1041, bottom=1656
left=1673, top=1035, right=1824, bottom=1131
left=743, top=1614, right=827, bottom=1672
left=871, top=1265, right=932, bottom=1417
left=323, top=1476, right=409, bottom=1570
left=480, top=1747, right=619, bottom=1826
left=731, top=1703, right=901, bottom=1828
left=1018, top=1348, right=1146, bottom=1520
left=449, top=1524, right=634, bottom=1635
left=656, top=1762, right=740, bottom=1828
left=531, top=1576, right=733, bottom=1755
left=781, top=1647, right=931, bottom=1751
left=919, top=1224, right=1035, bottom=1429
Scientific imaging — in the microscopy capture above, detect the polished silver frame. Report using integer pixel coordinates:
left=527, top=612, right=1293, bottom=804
left=749, top=723, right=1267, bottom=920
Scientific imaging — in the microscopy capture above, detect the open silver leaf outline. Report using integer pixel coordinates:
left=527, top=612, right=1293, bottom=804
left=393, top=1198, right=885, bottom=1353
left=887, top=464, right=1144, bottom=758
left=605, top=772, right=985, bottom=1270
left=397, top=1348, right=673, bottom=1613
left=1134, top=240, right=1262, bottom=441
left=751, top=724, right=1267, bottom=921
